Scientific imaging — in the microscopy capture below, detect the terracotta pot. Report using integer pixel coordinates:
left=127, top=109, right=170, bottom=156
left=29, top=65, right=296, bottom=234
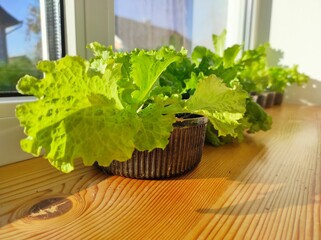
left=100, top=115, right=208, bottom=179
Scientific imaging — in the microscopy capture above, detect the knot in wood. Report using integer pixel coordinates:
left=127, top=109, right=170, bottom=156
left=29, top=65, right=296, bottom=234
left=28, top=197, right=72, bottom=220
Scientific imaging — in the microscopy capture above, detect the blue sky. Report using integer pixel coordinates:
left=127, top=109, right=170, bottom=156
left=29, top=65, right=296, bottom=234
left=0, top=0, right=40, bottom=58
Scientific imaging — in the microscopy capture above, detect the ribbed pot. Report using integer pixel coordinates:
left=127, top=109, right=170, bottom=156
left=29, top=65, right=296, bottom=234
left=254, top=93, right=264, bottom=107
left=274, top=92, right=284, bottom=105
left=100, top=115, right=208, bottom=179
left=265, top=92, right=275, bottom=108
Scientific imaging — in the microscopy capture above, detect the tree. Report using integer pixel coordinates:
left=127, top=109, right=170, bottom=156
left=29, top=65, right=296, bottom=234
left=26, top=1, right=42, bottom=62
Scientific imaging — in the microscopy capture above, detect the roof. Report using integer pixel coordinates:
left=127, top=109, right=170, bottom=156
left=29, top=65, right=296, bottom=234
left=0, top=5, right=20, bottom=28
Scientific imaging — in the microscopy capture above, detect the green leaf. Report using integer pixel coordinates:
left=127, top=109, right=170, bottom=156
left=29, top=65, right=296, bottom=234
left=16, top=55, right=140, bottom=172
left=186, top=75, right=248, bottom=137
left=134, top=95, right=181, bottom=151
left=87, top=42, right=114, bottom=58
left=245, top=99, right=272, bottom=133
left=223, top=44, right=241, bottom=68
left=205, top=123, right=224, bottom=146
left=184, top=72, right=205, bottom=94
left=212, top=29, right=227, bottom=57
left=191, top=46, right=218, bottom=68
left=130, top=47, right=184, bottom=105
left=205, top=122, right=243, bottom=146
left=159, top=56, right=195, bottom=96
left=191, top=46, right=208, bottom=65
left=20, top=102, right=140, bottom=172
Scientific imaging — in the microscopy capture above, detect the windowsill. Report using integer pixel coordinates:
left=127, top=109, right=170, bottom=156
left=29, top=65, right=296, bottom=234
left=0, top=96, right=36, bottom=166
left=0, top=96, right=35, bottom=118
left=0, top=104, right=320, bottom=238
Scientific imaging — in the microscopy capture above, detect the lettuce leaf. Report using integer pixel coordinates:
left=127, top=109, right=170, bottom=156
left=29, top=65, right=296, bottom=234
left=244, top=99, right=272, bottom=133
left=16, top=56, right=140, bottom=172
left=213, top=29, right=226, bottom=57
left=130, top=47, right=185, bottom=105
left=186, top=75, right=248, bottom=137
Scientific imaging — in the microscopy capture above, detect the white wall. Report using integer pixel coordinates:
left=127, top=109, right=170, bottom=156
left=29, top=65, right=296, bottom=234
left=268, top=0, right=321, bottom=104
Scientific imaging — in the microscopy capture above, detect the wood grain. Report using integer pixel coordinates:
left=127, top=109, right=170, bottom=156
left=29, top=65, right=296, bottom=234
left=0, top=104, right=320, bottom=239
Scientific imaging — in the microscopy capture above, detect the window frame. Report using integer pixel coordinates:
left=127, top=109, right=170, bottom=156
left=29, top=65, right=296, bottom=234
left=0, top=0, right=114, bottom=166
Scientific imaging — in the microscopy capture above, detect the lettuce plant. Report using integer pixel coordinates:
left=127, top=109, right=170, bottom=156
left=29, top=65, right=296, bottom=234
left=267, top=65, right=309, bottom=93
left=16, top=43, right=249, bottom=173
left=160, top=31, right=272, bottom=146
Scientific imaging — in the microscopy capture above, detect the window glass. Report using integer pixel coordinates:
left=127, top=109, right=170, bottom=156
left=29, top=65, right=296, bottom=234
left=115, top=0, right=193, bottom=51
left=114, top=0, right=235, bottom=53
left=0, top=0, right=41, bottom=95
left=0, top=0, right=63, bottom=96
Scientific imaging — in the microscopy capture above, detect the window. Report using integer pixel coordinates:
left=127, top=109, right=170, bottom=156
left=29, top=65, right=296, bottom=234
left=0, top=0, right=64, bottom=165
left=115, top=0, right=246, bottom=52
left=0, top=0, right=64, bottom=96
left=115, top=0, right=194, bottom=51
left=0, top=0, right=41, bottom=95
left=250, top=0, right=320, bottom=104
left=0, top=0, right=114, bottom=166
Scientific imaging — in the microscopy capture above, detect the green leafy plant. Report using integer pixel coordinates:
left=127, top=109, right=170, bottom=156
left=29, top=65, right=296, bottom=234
left=239, top=44, right=309, bottom=94
left=159, top=30, right=272, bottom=146
left=267, top=65, right=309, bottom=93
left=206, top=30, right=309, bottom=96
left=238, top=43, right=270, bottom=94
left=16, top=43, right=249, bottom=173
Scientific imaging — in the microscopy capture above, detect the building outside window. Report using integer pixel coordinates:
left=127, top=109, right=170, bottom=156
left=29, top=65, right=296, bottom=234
left=0, top=0, right=63, bottom=96
left=114, top=0, right=244, bottom=53
left=0, top=0, right=42, bottom=96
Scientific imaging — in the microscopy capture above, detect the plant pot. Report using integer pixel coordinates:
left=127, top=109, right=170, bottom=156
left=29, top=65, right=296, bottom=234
left=256, top=93, right=267, bottom=108
left=250, top=92, right=258, bottom=102
left=255, top=92, right=275, bottom=108
left=274, top=92, right=284, bottom=105
left=99, top=115, right=208, bottom=179
left=265, top=92, right=275, bottom=108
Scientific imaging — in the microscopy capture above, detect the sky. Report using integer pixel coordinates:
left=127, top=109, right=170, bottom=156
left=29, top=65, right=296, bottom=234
left=0, top=0, right=40, bottom=58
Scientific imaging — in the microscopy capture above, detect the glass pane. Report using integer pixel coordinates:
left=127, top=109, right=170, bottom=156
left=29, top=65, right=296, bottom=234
left=0, top=0, right=63, bottom=96
left=114, top=0, right=236, bottom=53
left=0, top=0, right=42, bottom=95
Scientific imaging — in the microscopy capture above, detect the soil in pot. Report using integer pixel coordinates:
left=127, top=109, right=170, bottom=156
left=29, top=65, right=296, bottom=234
left=99, top=114, right=208, bottom=179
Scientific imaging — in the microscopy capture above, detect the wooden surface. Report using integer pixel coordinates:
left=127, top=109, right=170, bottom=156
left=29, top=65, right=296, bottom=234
left=0, top=104, right=320, bottom=239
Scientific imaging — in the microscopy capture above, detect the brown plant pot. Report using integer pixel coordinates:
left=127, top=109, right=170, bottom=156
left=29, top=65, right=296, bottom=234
left=265, top=92, right=275, bottom=108
left=256, top=92, right=276, bottom=108
left=274, top=92, right=284, bottom=105
left=256, top=93, right=267, bottom=108
left=100, top=115, right=208, bottom=179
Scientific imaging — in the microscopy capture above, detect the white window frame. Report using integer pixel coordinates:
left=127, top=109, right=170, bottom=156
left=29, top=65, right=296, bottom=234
left=0, top=0, right=114, bottom=166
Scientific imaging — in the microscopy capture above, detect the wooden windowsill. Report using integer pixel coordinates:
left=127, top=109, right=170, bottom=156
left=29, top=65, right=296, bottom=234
left=1, top=104, right=320, bottom=239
